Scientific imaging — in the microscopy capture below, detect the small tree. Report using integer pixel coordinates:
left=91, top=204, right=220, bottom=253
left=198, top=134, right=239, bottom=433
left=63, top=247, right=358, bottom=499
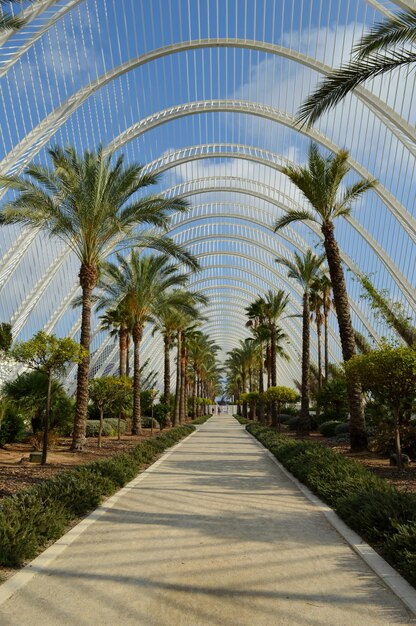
left=89, top=377, right=132, bottom=447
left=0, top=323, right=12, bottom=353
left=265, top=387, right=299, bottom=431
left=246, top=391, right=260, bottom=421
left=11, top=332, right=85, bottom=464
left=345, top=347, right=416, bottom=469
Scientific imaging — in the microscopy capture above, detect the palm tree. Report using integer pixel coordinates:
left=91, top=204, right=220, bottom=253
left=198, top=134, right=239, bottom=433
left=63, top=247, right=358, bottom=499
left=320, top=274, right=332, bottom=382
left=359, top=273, right=416, bottom=347
left=0, top=145, right=194, bottom=450
left=276, top=250, right=324, bottom=432
left=298, top=8, right=416, bottom=126
left=154, top=291, right=207, bottom=425
left=100, top=307, right=130, bottom=377
left=262, top=290, right=290, bottom=388
left=310, top=278, right=326, bottom=390
left=97, top=252, right=194, bottom=435
left=275, top=144, right=376, bottom=450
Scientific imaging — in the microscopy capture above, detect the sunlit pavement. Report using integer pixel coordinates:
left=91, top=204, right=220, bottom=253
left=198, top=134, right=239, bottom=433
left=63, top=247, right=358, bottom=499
left=1, top=414, right=414, bottom=625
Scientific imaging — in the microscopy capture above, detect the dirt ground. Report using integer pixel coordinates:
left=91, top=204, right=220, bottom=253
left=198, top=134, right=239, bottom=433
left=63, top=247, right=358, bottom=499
left=0, top=429, right=162, bottom=498
left=292, top=431, right=416, bottom=494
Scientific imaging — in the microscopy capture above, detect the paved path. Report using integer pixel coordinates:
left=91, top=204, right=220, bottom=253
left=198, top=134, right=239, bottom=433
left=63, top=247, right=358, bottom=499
left=1, top=415, right=414, bottom=625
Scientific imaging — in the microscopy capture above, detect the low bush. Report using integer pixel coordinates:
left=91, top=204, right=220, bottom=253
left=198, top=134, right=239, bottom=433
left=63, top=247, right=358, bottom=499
left=286, top=416, right=300, bottom=430
left=104, top=418, right=127, bottom=434
left=0, top=425, right=193, bottom=567
left=276, top=414, right=295, bottom=424
left=334, top=422, right=350, bottom=435
left=191, top=414, right=212, bottom=425
left=318, top=420, right=342, bottom=437
left=0, top=405, right=26, bottom=446
left=336, top=489, right=416, bottom=544
left=141, top=417, right=160, bottom=429
left=234, top=415, right=250, bottom=425
left=245, top=422, right=416, bottom=588
left=384, top=523, right=416, bottom=584
left=85, top=420, right=114, bottom=437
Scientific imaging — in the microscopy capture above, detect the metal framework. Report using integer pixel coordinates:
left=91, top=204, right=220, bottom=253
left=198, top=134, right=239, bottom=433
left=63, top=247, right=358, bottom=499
left=0, top=0, right=414, bottom=388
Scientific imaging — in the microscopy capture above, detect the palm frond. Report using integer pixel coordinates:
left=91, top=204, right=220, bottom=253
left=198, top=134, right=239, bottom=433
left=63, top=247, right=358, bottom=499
left=353, top=9, right=416, bottom=58
left=297, top=49, right=416, bottom=127
left=274, top=209, right=318, bottom=231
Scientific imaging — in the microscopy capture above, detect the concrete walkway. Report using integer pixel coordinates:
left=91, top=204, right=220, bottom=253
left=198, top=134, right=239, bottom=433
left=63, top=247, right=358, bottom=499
left=1, top=415, right=414, bottom=625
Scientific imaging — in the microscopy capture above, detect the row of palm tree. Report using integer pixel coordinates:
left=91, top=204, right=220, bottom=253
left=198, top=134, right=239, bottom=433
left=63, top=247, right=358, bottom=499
left=0, top=146, right=200, bottom=449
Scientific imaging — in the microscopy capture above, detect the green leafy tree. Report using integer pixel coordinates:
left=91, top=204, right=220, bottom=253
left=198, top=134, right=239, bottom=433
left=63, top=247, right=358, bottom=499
left=2, top=370, right=74, bottom=435
left=0, top=145, right=192, bottom=451
left=345, top=346, right=416, bottom=469
left=11, top=332, right=84, bottom=464
left=265, top=386, right=299, bottom=430
left=0, top=322, right=12, bottom=353
left=275, top=143, right=376, bottom=451
left=89, top=376, right=132, bottom=447
left=276, top=250, right=324, bottom=431
left=298, top=8, right=416, bottom=126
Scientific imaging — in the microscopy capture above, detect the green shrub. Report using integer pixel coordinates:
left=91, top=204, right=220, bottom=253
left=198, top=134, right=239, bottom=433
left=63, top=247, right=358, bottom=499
left=0, top=492, right=68, bottom=566
left=384, top=523, right=416, bottom=588
left=234, top=415, right=250, bottom=425
left=191, top=415, right=211, bottom=424
left=85, top=420, right=114, bottom=437
left=286, top=416, right=300, bottom=430
left=103, top=418, right=127, bottom=434
left=276, top=414, right=295, bottom=424
left=141, top=417, right=160, bottom=429
left=336, top=489, right=416, bottom=543
left=0, top=405, right=26, bottom=446
left=334, top=422, right=350, bottom=435
left=319, top=420, right=342, bottom=437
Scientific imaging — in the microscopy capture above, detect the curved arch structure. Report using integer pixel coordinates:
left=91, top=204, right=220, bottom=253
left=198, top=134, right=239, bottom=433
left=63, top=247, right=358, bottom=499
left=0, top=0, right=414, bottom=389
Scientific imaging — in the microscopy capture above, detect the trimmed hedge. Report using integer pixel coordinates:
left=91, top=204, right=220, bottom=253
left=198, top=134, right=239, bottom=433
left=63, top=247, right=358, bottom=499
left=191, top=414, right=212, bottom=424
left=318, top=420, right=342, bottom=437
left=0, top=425, right=193, bottom=566
left=244, top=422, right=416, bottom=588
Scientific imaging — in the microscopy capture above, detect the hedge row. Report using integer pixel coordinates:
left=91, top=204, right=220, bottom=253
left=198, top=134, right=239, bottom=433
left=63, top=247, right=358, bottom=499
left=245, top=422, right=416, bottom=588
left=190, top=414, right=213, bottom=425
left=0, top=425, right=193, bottom=567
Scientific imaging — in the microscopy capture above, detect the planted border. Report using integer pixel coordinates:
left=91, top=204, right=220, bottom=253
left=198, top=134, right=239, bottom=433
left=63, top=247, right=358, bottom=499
left=0, top=425, right=194, bottom=567
left=244, top=421, right=416, bottom=588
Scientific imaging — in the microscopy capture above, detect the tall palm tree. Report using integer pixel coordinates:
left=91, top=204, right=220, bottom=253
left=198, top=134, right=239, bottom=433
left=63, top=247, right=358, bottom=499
left=275, top=144, right=376, bottom=450
left=298, top=8, right=416, bottom=126
left=276, top=250, right=324, bottom=431
left=154, top=291, right=207, bottom=425
left=100, top=306, right=130, bottom=377
left=0, top=146, right=194, bottom=450
left=320, top=274, right=332, bottom=382
left=262, top=290, right=290, bottom=388
left=310, top=279, right=325, bottom=391
left=97, top=252, right=194, bottom=435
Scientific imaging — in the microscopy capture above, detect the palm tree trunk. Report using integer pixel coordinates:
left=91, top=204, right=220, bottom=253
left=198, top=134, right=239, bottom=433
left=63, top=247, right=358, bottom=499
left=324, top=310, right=329, bottom=382
left=163, top=335, right=171, bottom=401
left=132, top=324, right=143, bottom=435
left=41, top=369, right=52, bottom=465
left=179, top=342, right=187, bottom=423
left=173, top=330, right=181, bottom=426
left=317, top=319, right=322, bottom=391
left=192, top=366, right=198, bottom=419
left=72, top=262, right=97, bottom=451
left=270, top=325, right=277, bottom=387
left=119, top=327, right=128, bottom=377
left=126, top=332, right=130, bottom=377
left=300, top=291, right=310, bottom=433
left=322, top=221, right=367, bottom=451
